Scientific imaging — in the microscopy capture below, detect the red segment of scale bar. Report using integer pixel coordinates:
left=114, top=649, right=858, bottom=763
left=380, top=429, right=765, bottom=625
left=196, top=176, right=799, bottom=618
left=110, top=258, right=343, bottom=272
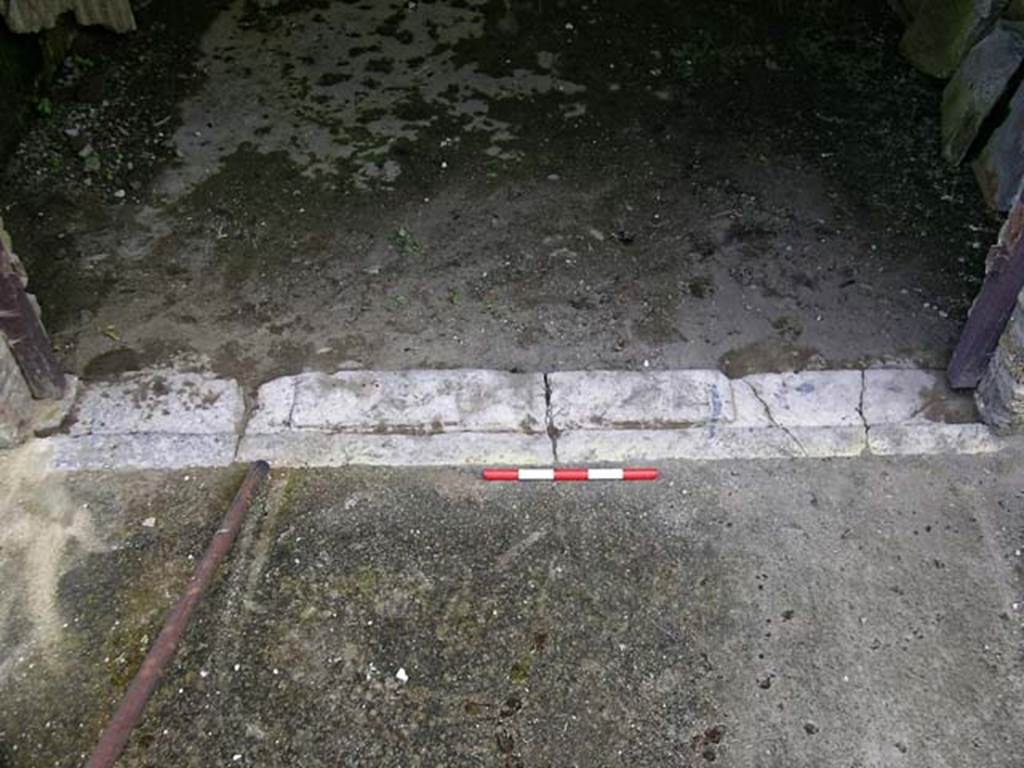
left=482, top=468, right=659, bottom=481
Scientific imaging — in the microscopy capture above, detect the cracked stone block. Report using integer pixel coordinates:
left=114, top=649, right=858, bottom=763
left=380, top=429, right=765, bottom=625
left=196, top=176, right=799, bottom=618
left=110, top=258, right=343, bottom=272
left=863, top=369, right=978, bottom=425
left=289, top=370, right=547, bottom=434
left=0, top=336, right=33, bottom=447
left=246, top=376, right=298, bottom=433
left=69, top=370, right=245, bottom=436
left=942, top=20, right=1024, bottom=165
left=547, top=370, right=734, bottom=431
left=901, top=0, right=1010, bottom=77
left=736, top=371, right=864, bottom=428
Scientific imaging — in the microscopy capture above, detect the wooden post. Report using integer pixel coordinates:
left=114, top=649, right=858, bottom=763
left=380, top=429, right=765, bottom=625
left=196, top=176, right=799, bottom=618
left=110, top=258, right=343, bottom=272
left=0, top=235, right=65, bottom=400
left=948, top=236, right=1024, bottom=389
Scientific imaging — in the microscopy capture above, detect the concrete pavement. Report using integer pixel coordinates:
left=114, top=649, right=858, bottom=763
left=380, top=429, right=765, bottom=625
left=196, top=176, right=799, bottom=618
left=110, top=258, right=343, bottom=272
left=1, top=453, right=1022, bottom=766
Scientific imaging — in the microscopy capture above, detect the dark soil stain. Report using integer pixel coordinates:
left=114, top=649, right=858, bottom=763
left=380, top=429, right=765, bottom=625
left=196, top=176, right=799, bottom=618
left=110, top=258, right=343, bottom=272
left=82, top=347, right=142, bottom=380
left=719, top=340, right=824, bottom=378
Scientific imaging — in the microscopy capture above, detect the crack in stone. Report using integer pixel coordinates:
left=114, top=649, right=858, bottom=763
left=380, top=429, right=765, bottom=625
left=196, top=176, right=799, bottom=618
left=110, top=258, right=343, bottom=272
left=749, top=384, right=807, bottom=457
left=856, top=369, right=871, bottom=455
left=286, top=378, right=299, bottom=429
left=233, top=390, right=254, bottom=463
left=543, top=373, right=559, bottom=464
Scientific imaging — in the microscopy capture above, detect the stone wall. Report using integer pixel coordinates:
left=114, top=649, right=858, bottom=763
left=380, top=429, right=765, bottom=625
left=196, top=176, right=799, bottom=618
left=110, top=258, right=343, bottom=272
left=977, top=289, right=1024, bottom=431
left=0, top=331, right=32, bottom=447
left=0, top=217, right=39, bottom=446
left=0, top=0, right=134, bottom=34
left=895, top=2, right=1024, bottom=431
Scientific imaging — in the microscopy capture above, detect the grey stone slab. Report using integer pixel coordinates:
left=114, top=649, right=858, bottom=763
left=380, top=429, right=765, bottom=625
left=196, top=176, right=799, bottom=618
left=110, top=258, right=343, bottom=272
left=901, top=0, right=1010, bottom=78
left=46, top=433, right=239, bottom=470
left=30, top=375, right=79, bottom=436
left=0, top=337, right=33, bottom=447
left=238, top=431, right=552, bottom=467
left=290, top=370, right=547, bottom=434
left=547, top=370, right=733, bottom=431
left=942, top=20, right=1024, bottom=165
left=556, top=425, right=867, bottom=462
left=974, top=78, right=1024, bottom=211
left=738, top=371, right=864, bottom=428
left=70, top=370, right=245, bottom=436
left=863, top=369, right=978, bottom=425
left=976, top=291, right=1024, bottom=433
left=867, top=423, right=1015, bottom=455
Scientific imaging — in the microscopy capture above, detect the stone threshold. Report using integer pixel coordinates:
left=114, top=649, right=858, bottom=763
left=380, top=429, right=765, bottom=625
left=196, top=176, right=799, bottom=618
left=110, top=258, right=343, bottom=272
left=36, top=367, right=1022, bottom=470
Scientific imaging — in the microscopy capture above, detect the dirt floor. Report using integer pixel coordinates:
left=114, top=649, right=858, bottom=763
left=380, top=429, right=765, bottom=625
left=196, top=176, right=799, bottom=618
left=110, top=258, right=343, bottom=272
left=1, top=452, right=1023, bottom=767
left=0, top=0, right=1004, bottom=390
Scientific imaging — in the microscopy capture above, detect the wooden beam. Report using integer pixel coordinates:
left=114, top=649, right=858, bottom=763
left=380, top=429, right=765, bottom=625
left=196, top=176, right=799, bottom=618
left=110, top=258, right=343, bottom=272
left=948, top=238, right=1024, bottom=388
left=0, top=237, right=65, bottom=400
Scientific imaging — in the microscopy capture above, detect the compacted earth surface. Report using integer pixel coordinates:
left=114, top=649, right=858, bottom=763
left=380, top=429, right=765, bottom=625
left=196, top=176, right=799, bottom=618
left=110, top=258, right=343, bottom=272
left=1, top=450, right=1023, bottom=766
left=0, top=0, right=1003, bottom=390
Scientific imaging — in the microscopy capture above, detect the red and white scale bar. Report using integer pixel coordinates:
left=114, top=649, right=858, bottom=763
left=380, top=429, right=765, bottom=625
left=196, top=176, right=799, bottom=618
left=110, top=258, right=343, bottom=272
left=483, top=467, right=659, bottom=482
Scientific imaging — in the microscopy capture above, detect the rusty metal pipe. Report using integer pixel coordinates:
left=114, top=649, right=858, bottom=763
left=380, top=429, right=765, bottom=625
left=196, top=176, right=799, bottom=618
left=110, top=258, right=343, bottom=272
left=85, top=460, right=271, bottom=768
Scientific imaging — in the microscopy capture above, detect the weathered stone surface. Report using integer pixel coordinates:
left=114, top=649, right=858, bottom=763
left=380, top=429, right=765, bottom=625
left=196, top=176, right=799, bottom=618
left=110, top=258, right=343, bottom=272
left=863, top=369, right=978, bottom=424
left=246, top=375, right=297, bottom=433
left=556, top=426, right=867, bottom=462
left=43, top=370, right=245, bottom=469
left=737, top=371, right=864, bottom=428
left=942, top=21, right=1024, bottom=164
left=0, top=337, right=32, bottom=447
left=976, top=289, right=1024, bottom=431
left=239, top=370, right=551, bottom=467
left=548, top=370, right=733, bottom=431
left=31, top=374, right=79, bottom=434
left=901, top=0, right=1010, bottom=77
left=867, top=423, right=1010, bottom=454
left=48, top=433, right=239, bottom=470
left=238, top=431, right=552, bottom=467
left=730, top=380, right=775, bottom=427
left=973, top=78, right=1024, bottom=211
left=69, top=370, right=245, bottom=436
left=288, top=370, right=547, bottom=434
left=0, top=0, right=135, bottom=34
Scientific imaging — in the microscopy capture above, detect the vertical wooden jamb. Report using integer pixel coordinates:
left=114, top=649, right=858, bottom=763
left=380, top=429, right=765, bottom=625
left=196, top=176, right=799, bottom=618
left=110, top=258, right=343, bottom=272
left=0, top=234, right=65, bottom=399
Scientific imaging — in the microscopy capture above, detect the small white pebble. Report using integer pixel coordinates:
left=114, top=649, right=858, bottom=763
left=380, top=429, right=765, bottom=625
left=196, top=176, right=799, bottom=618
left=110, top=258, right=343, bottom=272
left=396, top=668, right=409, bottom=683
left=141, top=517, right=156, bottom=528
